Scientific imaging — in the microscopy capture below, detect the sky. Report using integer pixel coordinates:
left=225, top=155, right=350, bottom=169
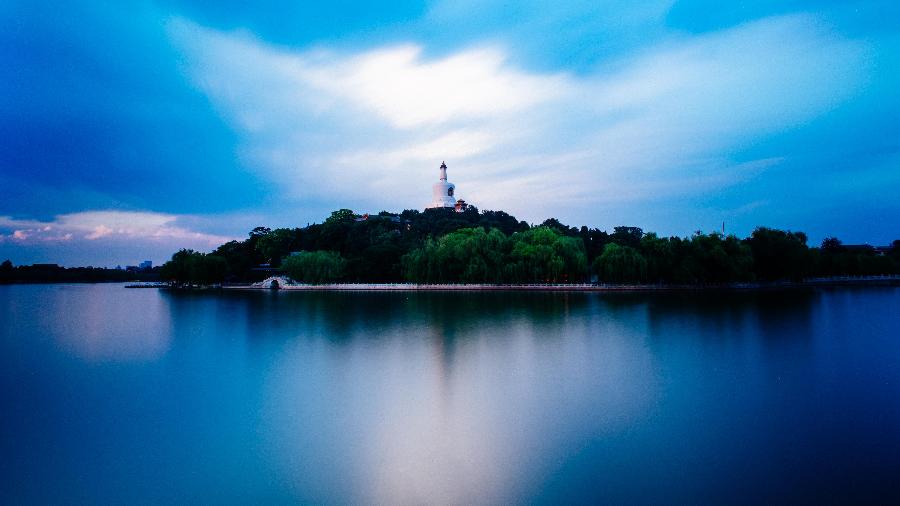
left=1, top=0, right=898, bottom=266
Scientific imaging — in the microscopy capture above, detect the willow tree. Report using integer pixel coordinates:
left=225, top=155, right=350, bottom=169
left=592, top=243, right=647, bottom=284
left=402, top=227, right=509, bottom=283
left=504, top=226, right=588, bottom=283
left=282, top=251, right=346, bottom=284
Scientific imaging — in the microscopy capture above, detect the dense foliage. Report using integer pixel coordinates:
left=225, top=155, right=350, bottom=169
left=159, top=249, right=227, bottom=286
left=401, top=226, right=586, bottom=283
left=593, top=244, right=647, bottom=284
left=281, top=251, right=346, bottom=284
left=148, top=207, right=900, bottom=286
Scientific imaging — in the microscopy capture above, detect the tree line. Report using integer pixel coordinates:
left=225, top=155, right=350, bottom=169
left=0, top=261, right=160, bottom=284
left=156, top=207, right=900, bottom=286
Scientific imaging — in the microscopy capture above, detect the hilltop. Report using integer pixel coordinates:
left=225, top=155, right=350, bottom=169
left=156, top=207, right=900, bottom=286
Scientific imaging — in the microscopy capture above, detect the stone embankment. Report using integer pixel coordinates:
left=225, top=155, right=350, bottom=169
left=219, top=275, right=900, bottom=292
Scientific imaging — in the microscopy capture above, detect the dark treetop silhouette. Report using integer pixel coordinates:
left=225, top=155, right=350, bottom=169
left=145, top=207, right=900, bottom=286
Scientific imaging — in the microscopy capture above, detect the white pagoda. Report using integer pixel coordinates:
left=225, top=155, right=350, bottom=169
left=427, top=161, right=462, bottom=209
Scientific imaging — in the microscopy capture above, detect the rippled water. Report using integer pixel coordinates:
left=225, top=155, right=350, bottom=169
left=2, top=284, right=899, bottom=504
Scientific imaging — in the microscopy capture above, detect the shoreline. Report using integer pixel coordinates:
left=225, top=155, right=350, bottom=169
left=213, top=276, right=900, bottom=292
left=4, top=276, right=897, bottom=290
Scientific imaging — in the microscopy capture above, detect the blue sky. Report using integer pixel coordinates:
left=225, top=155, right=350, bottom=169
left=1, top=0, right=898, bottom=266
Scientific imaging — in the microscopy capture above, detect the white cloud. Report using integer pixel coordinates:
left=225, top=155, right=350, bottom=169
left=304, top=45, right=572, bottom=128
left=169, top=14, right=867, bottom=228
left=0, top=211, right=234, bottom=246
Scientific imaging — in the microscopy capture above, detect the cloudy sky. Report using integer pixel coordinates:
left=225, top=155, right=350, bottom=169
left=2, top=0, right=898, bottom=266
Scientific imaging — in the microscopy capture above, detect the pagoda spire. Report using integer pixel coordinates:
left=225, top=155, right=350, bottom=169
left=427, top=160, right=457, bottom=209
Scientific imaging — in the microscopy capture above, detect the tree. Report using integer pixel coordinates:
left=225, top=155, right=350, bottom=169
left=540, top=218, right=579, bottom=236
left=324, top=209, right=357, bottom=226
left=212, top=240, right=261, bottom=282
left=402, top=227, right=509, bottom=283
left=580, top=227, right=610, bottom=265
left=479, top=210, right=529, bottom=236
left=155, top=207, right=891, bottom=286
left=891, top=240, right=900, bottom=264
left=282, top=251, right=346, bottom=284
left=159, top=249, right=227, bottom=285
left=822, top=237, right=844, bottom=252
left=610, top=226, right=643, bottom=248
left=745, top=227, right=810, bottom=281
left=682, top=233, right=754, bottom=283
left=640, top=233, right=678, bottom=283
left=255, top=228, right=297, bottom=265
left=402, top=226, right=586, bottom=283
left=160, top=249, right=195, bottom=284
left=505, top=227, right=587, bottom=283
left=0, top=259, right=12, bottom=283
left=593, top=243, right=647, bottom=283
left=249, top=226, right=272, bottom=238
left=191, top=255, right=227, bottom=285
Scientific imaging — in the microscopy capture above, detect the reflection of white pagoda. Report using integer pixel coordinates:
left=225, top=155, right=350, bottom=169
left=427, top=161, right=468, bottom=211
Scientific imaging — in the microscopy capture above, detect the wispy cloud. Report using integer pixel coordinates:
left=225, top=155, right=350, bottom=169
left=3, top=1, right=895, bottom=265
left=0, top=211, right=231, bottom=253
left=169, top=14, right=867, bottom=227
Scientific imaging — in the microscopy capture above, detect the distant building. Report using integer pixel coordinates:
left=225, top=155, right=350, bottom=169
left=844, top=244, right=893, bottom=257
left=139, top=260, right=152, bottom=270
left=426, top=161, right=470, bottom=212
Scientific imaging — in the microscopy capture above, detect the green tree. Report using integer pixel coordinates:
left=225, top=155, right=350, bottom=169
left=639, top=233, right=678, bottom=283
left=682, top=233, right=754, bottom=283
left=157, top=206, right=887, bottom=286
left=160, top=249, right=195, bottom=284
left=505, top=226, right=587, bottom=283
left=249, top=226, right=271, bottom=238
left=190, top=254, right=227, bottom=285
left=324, top=209, right=357, bottom=226
left=479, top=210, right=529, bottom=236
left=540, top=218, right=578, bottom=236
left=610, top=226, right=643, bottom=248
left=402, top=227, right=509, bottom=283
left=212, top=240, right=261, bottom=282
left=593, top=243, right=647, bottom=283
left=255, top=228, right=297, bottom=265
left=580, top=226, right=610, bottom=265
left=159, top=249, right=227, bottom=285
left=282, top=251, right=346, bottom=284
left=745, top=227, right=810, bottom=281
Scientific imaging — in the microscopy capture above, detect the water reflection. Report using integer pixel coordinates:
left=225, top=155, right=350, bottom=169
left=160, top=291, right=659, bottom=503
left=155, top=289, right=824, bottom=503
left=2, top=285, right=898, bottom=504
left=10, top=284, right=174, bottom=361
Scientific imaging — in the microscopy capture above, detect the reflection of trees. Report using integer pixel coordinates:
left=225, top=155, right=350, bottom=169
left=162, top=288, right=818, bottom=372
left=164, top=291, right=591, bottom=341
left=162, top=290, right=596, bottom=355
left=640, top=289, right=817, bottom=345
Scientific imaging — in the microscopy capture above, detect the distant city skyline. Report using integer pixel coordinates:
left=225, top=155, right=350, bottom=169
left=2, top=1, right=899, bottom=266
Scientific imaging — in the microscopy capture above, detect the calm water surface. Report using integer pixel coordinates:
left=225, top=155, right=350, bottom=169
left=2, top=284, right=899, bottom=504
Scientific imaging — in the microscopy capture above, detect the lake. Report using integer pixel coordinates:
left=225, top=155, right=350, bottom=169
left=2, top=284, right=899, bottom=504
